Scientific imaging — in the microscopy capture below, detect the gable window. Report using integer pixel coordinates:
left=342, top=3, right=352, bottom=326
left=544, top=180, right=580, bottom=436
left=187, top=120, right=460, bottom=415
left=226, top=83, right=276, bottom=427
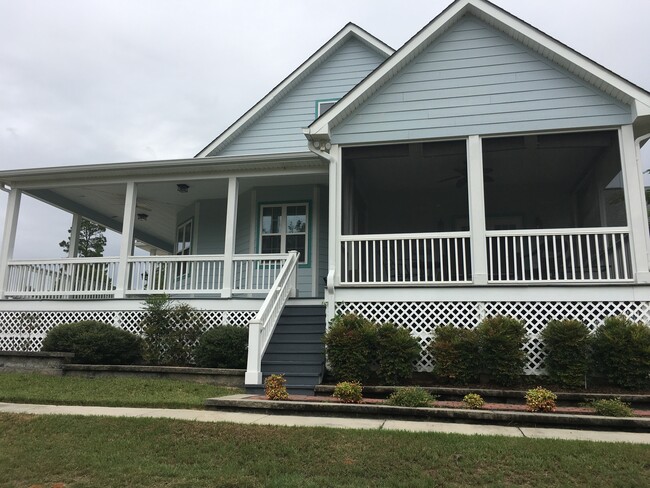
left=176, top=219, right=193, bottom=256
left=260, top=204, right=308, bottom=264
left=315, top=99, right=338, bottom=118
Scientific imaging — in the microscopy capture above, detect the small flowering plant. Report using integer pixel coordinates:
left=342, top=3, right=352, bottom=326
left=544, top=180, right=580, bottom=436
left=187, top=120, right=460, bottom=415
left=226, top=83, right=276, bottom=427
left=462, top=393, right=485, bottom=409
left=525, top=386, right=557, bottom=412
left=333, top=381, right=363, bottom=403
left=264, top=374, right=289, bottom=400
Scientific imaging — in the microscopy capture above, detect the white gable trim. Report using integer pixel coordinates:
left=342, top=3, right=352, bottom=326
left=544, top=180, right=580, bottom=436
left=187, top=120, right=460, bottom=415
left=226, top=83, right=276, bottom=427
left=306, top=0, right=650, bottom=139
left=195, top=23, right=394, bottom=158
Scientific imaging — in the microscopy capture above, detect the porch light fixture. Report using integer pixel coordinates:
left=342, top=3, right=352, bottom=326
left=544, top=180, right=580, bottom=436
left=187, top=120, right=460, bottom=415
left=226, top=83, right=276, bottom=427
left=137, top=213, right=149, bottom=221
left=177, top=183, right=190, bottom=193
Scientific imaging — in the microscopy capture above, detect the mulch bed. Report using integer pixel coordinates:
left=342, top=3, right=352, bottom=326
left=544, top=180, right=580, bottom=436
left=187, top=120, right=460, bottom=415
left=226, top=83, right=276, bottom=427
left=251, top=395, right=650, bottom=417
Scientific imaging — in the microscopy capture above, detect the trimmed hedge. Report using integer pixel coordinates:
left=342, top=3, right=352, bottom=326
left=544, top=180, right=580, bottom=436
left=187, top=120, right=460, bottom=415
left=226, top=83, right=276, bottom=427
left=194, top=326, right=249, bottom=369
left=476, top=316, right=526, bottom=386
left=591, top=316, right=650, bottom=390
left=376, top=323, right=421, bottom=385
left=323, top=314, right=421, bottom=384
left=429, top=325, right=479, bottom=384
left=323, top=314, right=377, bottom=383
left=41, top=320, right=143, bottom=365
left=541, top=319, right=590, bottom=388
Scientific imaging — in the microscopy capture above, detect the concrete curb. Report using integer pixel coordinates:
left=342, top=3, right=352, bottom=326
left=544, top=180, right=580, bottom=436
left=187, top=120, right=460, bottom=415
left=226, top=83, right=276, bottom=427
left=205, top=396, right=650, bottom=432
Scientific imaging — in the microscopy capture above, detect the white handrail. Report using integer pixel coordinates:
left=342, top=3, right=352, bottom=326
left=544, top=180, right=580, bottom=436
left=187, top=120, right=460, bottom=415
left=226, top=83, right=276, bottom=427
left=245, top=251, right=299, bottom=385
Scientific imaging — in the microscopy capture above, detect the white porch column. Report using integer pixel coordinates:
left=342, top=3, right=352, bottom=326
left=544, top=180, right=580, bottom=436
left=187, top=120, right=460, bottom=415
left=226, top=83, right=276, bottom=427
left=68, top=213, right=81, bottom=258
left=222, top=177, right=239, bottom=298
left=620, top=125, right=650, bottom=282
left=115, top=182, right=137, bottom=298
left=325, top=144, right=341, bottom=322
left=467, top=135, right=488, bottom=285
left=0, top=189, right=22, bottom=299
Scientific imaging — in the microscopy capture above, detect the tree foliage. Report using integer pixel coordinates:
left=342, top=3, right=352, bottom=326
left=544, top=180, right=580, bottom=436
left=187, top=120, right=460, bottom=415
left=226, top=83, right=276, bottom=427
left=59, top=219, right=107, bottom=257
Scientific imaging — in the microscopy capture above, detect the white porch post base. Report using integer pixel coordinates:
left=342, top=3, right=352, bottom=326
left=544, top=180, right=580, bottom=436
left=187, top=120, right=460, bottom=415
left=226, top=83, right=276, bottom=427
left=635, top=271, right=650, bottom=283
left=473, top=273, right=488, bottom=285
left=245, top=371, right=263, bottom=385
left=245, top=320, right=262, bottom=385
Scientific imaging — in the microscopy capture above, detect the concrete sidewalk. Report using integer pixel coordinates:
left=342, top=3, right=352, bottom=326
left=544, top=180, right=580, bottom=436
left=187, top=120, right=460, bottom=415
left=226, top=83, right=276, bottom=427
left=1, top=399, right=649, bottom=445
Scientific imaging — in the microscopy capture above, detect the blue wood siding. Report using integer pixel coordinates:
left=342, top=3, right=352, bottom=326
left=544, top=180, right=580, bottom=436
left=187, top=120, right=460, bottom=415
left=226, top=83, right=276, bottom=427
left=331, top=16, right=633, bottom=145
left=196, top=200, right=226, bottom=254
left=212, top=38, right=386, bottom=156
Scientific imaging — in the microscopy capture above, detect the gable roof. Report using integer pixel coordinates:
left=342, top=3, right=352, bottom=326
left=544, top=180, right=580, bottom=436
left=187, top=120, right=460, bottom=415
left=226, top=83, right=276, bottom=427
left=196, top=23, right=394, bottom=157
left=305, top=0, right=650, bottom=142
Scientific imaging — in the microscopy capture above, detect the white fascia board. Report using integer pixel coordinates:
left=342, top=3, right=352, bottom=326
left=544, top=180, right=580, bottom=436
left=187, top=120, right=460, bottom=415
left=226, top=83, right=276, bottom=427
left=195, top=24, right=393, bottom=158
left=0, top=152, right=325, bottom=189
left=308, top=0, right=650, bottom=138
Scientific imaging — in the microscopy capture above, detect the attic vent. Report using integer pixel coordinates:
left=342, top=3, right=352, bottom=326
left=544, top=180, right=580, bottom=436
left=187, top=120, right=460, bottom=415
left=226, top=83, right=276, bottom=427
left=315, top=99, right=338, bottom=118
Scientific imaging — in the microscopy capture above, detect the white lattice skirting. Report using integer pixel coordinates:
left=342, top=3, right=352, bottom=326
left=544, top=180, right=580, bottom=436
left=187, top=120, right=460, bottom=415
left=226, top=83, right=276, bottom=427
left=0, top=309, right=258, bottom=353
left=336, top=300, right=650, bottom=374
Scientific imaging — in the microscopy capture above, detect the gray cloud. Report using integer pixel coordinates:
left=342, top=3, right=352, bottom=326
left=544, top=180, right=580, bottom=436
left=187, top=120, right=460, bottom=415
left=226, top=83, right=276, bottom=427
left=1, top=0, right=649, bottom=258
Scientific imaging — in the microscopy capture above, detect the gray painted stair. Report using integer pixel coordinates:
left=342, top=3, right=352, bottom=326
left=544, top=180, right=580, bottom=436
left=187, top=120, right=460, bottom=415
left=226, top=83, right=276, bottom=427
left=246, top=305, right=326, bottom=396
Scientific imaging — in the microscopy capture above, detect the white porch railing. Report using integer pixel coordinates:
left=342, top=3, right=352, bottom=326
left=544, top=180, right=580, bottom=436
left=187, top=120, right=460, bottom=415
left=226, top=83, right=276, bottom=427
left=127, top=255, right=225, bottom=295
left=486, top=227, right=633, bottom=283
left=4, top=253, right=292, bottom=299
left=232, top=254, right=289, bottom=294
left=245, top=250, right=299, bottom=385
left=340, top=232, right=472, bottom=285
left=5, top=258, right=119, bottom=298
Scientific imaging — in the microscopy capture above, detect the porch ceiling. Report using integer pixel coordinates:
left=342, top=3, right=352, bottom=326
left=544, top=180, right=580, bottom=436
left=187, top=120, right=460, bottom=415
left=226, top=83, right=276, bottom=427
left=23, top=170, right=329, bottom=253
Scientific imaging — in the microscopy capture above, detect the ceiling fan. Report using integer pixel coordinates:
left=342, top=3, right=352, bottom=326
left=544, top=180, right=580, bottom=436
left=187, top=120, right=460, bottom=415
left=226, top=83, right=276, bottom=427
left=438, top=167, right=494, bottom=188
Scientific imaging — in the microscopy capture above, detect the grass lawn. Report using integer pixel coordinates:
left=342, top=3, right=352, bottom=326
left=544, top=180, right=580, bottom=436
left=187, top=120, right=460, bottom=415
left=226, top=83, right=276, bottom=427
left=0, top=373, right=241, bottom=409
left=0, top=413, right=648, bottom=487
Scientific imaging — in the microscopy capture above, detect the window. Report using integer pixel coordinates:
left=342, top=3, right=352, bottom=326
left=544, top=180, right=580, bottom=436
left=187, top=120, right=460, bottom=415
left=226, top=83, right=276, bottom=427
left=260, top=204, right=308, bottom=263
left=176, top=219, right=192, bottom=255
left=315, top=99, right=338, bottom=118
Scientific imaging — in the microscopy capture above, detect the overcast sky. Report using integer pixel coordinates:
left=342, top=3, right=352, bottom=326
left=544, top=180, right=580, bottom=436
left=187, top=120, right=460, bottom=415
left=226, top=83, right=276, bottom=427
left=1, top=0, right=649, bottom=259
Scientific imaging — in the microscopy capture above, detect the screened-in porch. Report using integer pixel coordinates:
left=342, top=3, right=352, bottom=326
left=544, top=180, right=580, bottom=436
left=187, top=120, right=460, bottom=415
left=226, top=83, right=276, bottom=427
left=339, top=130, right=638, bottom=285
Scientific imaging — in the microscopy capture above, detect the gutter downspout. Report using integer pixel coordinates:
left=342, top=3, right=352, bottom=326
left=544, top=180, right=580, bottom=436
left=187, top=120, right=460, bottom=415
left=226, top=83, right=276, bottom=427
left=306, top=137, right=337, bottom=323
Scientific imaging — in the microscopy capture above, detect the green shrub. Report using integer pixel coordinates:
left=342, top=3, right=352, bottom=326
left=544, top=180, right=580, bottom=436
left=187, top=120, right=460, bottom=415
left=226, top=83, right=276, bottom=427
left=333, top=381, right=363, bottom=403
left=429, top=325, right=479, bottom=384
left=264, top=374, right=288, bottom=400
left=376, top=323, right=421, bottom=385
left=525, top=386, right=557, bottom=412
left=462, top=393, right=485, bottom=409
left=386, top=386, right=436, bottom=408
left=41, top=320, right=143, bottom=365
left=588, top=398, right=634, bottom=417
left=194, top=326, right=248, bottom=369
left=323, top=314, right=377, bottom=383
left=476, top=316, right=526, bottom=386
left=139, top=295, right=204, bottom=366
left=591, top=316, right=650, bottom=390
left=541, top=319, right=590, bottom=388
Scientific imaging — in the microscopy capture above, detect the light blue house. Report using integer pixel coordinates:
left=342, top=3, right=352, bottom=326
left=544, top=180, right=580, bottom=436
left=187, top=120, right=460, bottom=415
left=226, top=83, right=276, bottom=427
left=1, top=0, right=650, bottom=392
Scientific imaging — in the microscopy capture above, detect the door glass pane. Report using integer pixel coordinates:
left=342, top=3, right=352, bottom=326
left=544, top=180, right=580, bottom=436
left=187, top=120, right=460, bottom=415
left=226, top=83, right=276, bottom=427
left=262, top=207, right=281, bottom=234
left=286, top=205, right=307, bottom=233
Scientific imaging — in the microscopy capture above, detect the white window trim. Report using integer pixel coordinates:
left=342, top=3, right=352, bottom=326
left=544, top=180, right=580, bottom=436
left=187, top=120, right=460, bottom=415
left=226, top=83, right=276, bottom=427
left=259, top=203, right=309, bottom=264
